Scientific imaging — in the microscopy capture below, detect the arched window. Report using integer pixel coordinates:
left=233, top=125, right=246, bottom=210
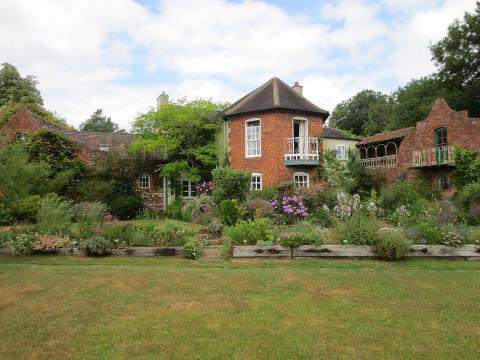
left=15, top=132, right=28, bottom=142
left=293, top=172, right=309, bottom=188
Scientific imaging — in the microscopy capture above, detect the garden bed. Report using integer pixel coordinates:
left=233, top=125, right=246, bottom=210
left=233, top=244, right=480, bottom=260
left=0, top=246, right=184, bottom=257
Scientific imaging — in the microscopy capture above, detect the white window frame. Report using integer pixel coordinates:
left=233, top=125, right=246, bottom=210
left=99, top=144, right=110, bottom=152
left=15, top=132, right=28, bottom=142
left=181, top=179, right=197, bottom=199
left=293, top=172, right=309, bottom=188
left=245, top=118, right=261, bottom=158
left=251, top=173, right=262, bottom=191
left=336, top=144, right=348, bottom=160
left=139, top=174, right=150, bottom=189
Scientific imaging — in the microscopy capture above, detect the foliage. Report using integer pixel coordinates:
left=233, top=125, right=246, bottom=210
left=183, top=238, right=205, bottom=260
left=379, top=181, right=423, bottom=214
left=0, top=63, right=64, bottom=128
left=441, top=225, right=465, bottom=247
left=224, top=218, right=275, bottom=245
left=189, top=194, right=215, bottom=224
left=33, top=234, right=71, bottom=252
left=79, top=236, right=112, bottom=256
left=344, top=150, right=382, bottom=196
left=131, top=98, right=226, bottom=183
left=319, top=151, right=353, bottom=190
left=28, top=129, right=83, bottom=175
left=336, top=212, right=378, bottom=245
left=430, top=3, right=480, bottom=118
left=405, top=222, right=444, bottom=245
left=9, top=195, right=42, bottom=223
left=35, top=194, right=72, bottom=235
left=248, top=187, right=280, bottom=201
left=166, top=199, right=184, bottom=220
left=73, top=202, right=107, bottom=239
left=311, top=205, right=334, bottom=228
left=245, top=198, right=274, bottom=219
left=454, top=147, right=480, bottom=188
left=100, top=223, right=137, bottom=246
left=144, top=220, right=191, bottom=246
left=106, top=194, right=144, bottom=220
left=432, top=200, right=460, bottom=224
left=465, top=226, right=480, bottom=244
left=196, top=181, right=214, bottom=196
left=212, top=167, right=251, bottom=204
left=79, top=109, right=119, bottom=132
left=271, top=195, right=308, bottom=224
left=457, top=182, right=480, bottom=225
left=329, top=89, right=385, bottom=135
left=218, top=199, right=244, bottom=226
left=333, top=192, right=362, bottom=220
left=9, top=232, right=39, bottom=255
left=363, top=95, right=393, bottom=135
left=207, top=217, right=224, bottom=237
left=374, top=230, right=412, bottom=261
left=278, top=232, right=306, bottom=259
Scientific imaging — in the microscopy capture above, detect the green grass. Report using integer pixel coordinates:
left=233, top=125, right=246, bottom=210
left=1, top=256, right=479, bottom=359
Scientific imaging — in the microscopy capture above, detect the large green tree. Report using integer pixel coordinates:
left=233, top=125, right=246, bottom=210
left=131, top=98, right=226, bottom=184
left=430, top=2, right=480, bottom=117
left=329, top=90, right=384, bottom=136
left=363, top=95, right=393, bottom=135
left=0, top=63, right=64, bottom=128
left=79, top=109, right=119, bottom=132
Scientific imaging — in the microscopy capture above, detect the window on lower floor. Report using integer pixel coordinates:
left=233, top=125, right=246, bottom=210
left=99, top=144, right=110, bottom=152
left=251, top=173, right=262, bottom=190
left=139, top=174, right=150, bottom=189
left=294, top=172, right=309, bottom=188
left=15, top=132, right=28, bottom=142
left=437, top=175, right=449, bottom=190
left=336, top=144, right=348, bottom=160
left=182, top=180, right=197, bottom=198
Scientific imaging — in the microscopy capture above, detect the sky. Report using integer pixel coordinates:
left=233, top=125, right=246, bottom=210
left=0, top=0, right=475, bottom=129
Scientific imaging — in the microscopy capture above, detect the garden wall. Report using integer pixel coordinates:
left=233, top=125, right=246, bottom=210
left=233, top=245, right=480, bottom=260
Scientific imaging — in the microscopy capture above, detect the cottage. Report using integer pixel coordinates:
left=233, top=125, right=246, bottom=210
left=322, top=128, right=360, bottom=161
left=218, top=77, right=329, bottom=189
left=358, top=98, right=480, bottom=196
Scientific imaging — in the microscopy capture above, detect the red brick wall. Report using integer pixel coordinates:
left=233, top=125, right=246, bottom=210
left=1, top=106, right=42, bottom=141
left=366, top=99, right=480, bottom=193
left=227, top=110, right=325, bottom=187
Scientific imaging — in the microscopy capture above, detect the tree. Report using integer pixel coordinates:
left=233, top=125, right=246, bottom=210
left=430, top=2, right=480, bottom=117
left=0, top=63, right=64, bottom=128
left=131, top=97, right=226, bottom=184
left=79, top=109, right=119, bottom=132
left=329, top=90, right=384, bottom=136
left=363, top=95, right=394, bottom=135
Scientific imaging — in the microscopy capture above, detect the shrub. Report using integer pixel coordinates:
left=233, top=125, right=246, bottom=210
left=207, top=217, right=224, bottom=237
left=33, top=234, right=71, bottom=252
left=73, top=202, right=107, bottom=239
left=245, top=198, right=274, bottom=220
left=221, top=237, right=234, bottom=259
left=406, top=221, right=444, bottom=244
left=432, top=200, right=459, bottom=224
left=312, top=205, right=334, bottom=227
left=9, top=232, right=39, bottom=255
left=9, top=195, right=42, bottom=223
left=278, top=232, right=305, bottom=259
left=224, top=218, right=275, bottom=245
left=271, top=195, right=308, bottom=224
left=0, top=231, right=15, bottom=247
left=294, top=184, right=328, bottom=212
left=336, top=212, right=378, bottom=245
left=79, top=236, right=112, bottom=256
left=218, top=199, right=244, bottom=226
left=183, top=238, right=205, bottom=260
left=166, top=199, right=184, bottom=220
left=248, top=187, right=279, bottom=201
left=379, top=181, right=423, bottom=214
left=152, top=220, right=190, bottom=246
left=196, top=181, right=214, bottom=196
left=35, top=194, right=72, bottom=234
left=374, top=230, right=412, bottom=261
left=107, top=194, right=144, bottom=220
left=442, top=225, right=465, bottom=247
left=458, top=182, right=480, bottom=225
left=100, top=222, right=137, bottom=246
left=212, top=167, right=251, bottom=204
left=465, top=227, right=480, bottom=244
left=189, top=194, right=215, bottom=225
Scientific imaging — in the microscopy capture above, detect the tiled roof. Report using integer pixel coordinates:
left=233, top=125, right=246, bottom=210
left=323, top=127, right=360, bottom=141
left=223, top=77, right=329, bottom=117
left=57, top=130, right=136, bottom=155
left=357, top=128, right=415, bottom=146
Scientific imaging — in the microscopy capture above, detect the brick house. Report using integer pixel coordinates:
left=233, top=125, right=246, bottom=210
left=357, top=98, right=480, bottom=196
left=2, top=106, right=167, bottom=210
left=218, top=77, right=329, bottom=189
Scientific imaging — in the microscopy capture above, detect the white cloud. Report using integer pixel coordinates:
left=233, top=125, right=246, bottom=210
left=0, top=0, right=475, bottom=129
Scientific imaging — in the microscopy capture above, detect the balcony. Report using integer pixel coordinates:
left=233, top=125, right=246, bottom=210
left=284, top=137, right=319, bottom=165
left=412, top=146, right=455, bottom=167
left=360, top=155, right=397, bottom=169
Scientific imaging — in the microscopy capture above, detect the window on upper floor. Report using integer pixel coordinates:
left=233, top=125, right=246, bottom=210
left=15, top=132, right=28, bottom=142
left=139, top=174, right=150, bottom=189
left=251, top=173, right=262, bottom=191
left=336, top=144, right=349, bottom=160
left=245, top=119, right=261, bottom=157
left=294, top=172, right=309, bottom=188
left=182, top=179, right=197, bottom=199
left=434, top=128, right=447, bottom=148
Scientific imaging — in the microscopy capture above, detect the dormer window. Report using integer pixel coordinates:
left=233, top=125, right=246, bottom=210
left=15, top=132, right=28, bottom=142
left=99, top=144, right=110, bottom=152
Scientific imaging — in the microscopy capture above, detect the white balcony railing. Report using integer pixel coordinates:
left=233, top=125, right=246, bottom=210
left=360, top=155, right=397, bottom=169
left=284, top=137, right=319, bottom=161
left=412, top=146, right=455, bottom=167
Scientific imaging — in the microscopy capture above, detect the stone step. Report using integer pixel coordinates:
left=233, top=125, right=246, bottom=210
left=201, top=245, right=223, bottom=261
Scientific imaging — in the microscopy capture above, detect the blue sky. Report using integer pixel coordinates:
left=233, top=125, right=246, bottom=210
left=0, top=0, right=474, bottom=129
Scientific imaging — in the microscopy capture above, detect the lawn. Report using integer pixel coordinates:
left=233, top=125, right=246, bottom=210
left=1, top=256, right=479, bottom=359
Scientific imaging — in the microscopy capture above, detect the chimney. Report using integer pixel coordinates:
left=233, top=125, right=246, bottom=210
left=292, top=81, right=303, bottom=96
left=157, top=91, right=169, bottom=109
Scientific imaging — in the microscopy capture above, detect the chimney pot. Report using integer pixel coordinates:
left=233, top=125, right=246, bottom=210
left=157, top=91, right=169, bottom=109
left=292, top=81, right=303, bottom=96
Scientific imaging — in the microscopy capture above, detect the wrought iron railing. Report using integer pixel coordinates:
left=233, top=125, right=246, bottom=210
left=360, top=155, right=397, bottom=169
left=284, top=137, right=319, bottom=161
left=412, top=146, right=455, bottom=167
